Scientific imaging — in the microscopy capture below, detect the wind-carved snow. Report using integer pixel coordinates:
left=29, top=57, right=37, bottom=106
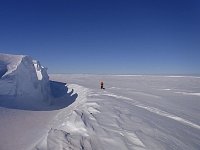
left=33, top=85, right=148, bottom=150
left=37, top=74, right=200, bottom=150
left=33, top=84, right=94, bottom=150
left=175, top=92, right=200, bottom=97
left=97, top=91, right=200, bottom=130
left=160, top=89, right=172, bottom=91
left=93, top=91, right=200, bottom=149
left=0, top=53, right=52, bottom=108
left=1, top=73, right=200, bottom=150
left=135, top=104, right=200, bottom=130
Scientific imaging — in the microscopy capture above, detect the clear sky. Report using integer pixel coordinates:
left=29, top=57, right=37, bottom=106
left=0, top=0, right=200, bottom=74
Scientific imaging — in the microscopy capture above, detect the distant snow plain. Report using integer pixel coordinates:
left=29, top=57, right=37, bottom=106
left=0, top=74, right=200, bottom=150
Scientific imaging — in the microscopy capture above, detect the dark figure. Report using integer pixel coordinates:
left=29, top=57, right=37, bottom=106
left=100, top=81, right=104, bottom=89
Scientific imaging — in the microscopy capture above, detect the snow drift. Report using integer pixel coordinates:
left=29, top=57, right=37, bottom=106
left=0, top=53, right=52, bottom=107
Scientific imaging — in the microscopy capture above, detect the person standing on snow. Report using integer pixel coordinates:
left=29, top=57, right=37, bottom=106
left=100, top=81, right=104, bottom=89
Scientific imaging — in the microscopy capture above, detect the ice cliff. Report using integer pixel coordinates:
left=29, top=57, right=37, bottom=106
left=0, top=53, right=52, bottom=106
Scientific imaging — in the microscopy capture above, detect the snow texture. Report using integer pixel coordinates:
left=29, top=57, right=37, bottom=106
left=31, top=74, right=200, bottom=150
left=0, top=55, right=200, bottom=150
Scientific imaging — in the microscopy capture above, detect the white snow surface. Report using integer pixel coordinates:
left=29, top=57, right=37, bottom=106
left=0, top=53, right=52, bottom=108
left=1, top=73, right=200, bottom=150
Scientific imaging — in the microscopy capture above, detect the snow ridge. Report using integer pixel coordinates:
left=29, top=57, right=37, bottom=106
left=32, top=84, right=93, bottom=150
left=0, top=53, right=52, bottom=108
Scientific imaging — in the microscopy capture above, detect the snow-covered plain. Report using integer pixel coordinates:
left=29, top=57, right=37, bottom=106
left=1, top=73, right=200, bottom=149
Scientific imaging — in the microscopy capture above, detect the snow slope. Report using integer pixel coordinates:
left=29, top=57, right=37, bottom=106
left=0, top=53, right=52, bottom=108
left=30, top=74, right=200, bottom=150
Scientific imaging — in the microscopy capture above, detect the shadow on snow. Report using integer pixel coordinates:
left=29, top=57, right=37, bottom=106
left=0, top=80, right=78, bottom=111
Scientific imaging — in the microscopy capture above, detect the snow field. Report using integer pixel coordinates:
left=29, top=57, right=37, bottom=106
left=1, top=70, right=200, bottom=150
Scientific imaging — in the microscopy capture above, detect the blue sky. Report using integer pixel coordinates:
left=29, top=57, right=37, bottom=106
left=0, top=0, right=200, bottom=74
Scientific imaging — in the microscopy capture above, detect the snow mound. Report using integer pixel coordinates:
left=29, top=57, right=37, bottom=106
left=0, top=53, right=52, bottom=108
